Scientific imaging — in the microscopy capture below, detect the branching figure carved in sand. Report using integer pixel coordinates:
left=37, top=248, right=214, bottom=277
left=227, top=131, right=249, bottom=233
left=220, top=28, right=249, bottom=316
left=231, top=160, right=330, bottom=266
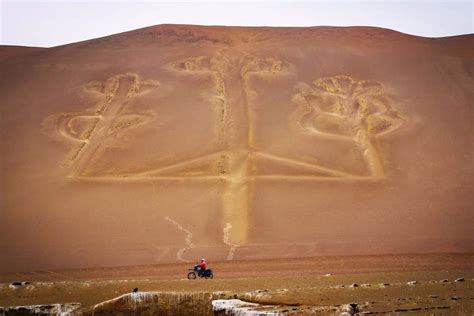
left=293, top=75, right=405, bottom=177
left=241, top=55, right=290, bottom=148
left=171, top=55, right=229, bottom=147
left=43, top=74, right=157, bottom=177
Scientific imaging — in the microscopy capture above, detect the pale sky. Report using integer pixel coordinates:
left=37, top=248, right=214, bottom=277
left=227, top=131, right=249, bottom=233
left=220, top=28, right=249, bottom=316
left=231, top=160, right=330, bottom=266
left=1, top=0, right=473, bottom=48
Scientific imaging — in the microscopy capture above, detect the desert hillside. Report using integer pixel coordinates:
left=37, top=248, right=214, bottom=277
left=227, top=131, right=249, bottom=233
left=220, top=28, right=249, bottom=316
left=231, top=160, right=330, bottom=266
left=0, top=25, right=472, bottom=273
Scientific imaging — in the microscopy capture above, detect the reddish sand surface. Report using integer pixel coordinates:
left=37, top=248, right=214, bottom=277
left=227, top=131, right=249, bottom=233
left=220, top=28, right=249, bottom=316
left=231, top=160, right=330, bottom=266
left=1, top=253, right=472, bottom=283
left=0, top=25, right=473, bottom=274
left=0, top=254, right=473, bottom=314
left=0, top=45, right=44, bottom=62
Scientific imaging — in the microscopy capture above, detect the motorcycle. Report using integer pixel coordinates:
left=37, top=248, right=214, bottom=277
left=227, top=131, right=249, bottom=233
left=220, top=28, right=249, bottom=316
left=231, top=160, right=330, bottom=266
left=187, top=265, right=213, bottom=279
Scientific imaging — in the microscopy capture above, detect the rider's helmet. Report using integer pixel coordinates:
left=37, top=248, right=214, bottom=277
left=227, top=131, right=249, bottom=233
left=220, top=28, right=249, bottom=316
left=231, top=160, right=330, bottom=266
left=201, top=258, right=206, bottom=262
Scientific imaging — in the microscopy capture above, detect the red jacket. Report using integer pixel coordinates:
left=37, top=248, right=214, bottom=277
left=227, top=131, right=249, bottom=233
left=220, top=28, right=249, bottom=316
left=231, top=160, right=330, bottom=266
left=198, top=261, right=207, bottom=269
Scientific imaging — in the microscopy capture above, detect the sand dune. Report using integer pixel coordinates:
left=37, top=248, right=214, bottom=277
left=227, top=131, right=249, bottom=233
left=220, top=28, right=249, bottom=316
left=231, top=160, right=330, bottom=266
left=0, top=25, right=472, bottom=272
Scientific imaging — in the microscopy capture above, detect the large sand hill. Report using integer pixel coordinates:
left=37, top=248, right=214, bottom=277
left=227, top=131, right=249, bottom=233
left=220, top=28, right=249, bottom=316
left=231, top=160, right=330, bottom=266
left=0, top=25, right=472, bottom=273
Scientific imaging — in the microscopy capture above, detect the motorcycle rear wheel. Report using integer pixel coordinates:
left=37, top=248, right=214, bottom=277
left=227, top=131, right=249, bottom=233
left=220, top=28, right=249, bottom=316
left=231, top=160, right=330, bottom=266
left=187, top=272, right=197, bottom=280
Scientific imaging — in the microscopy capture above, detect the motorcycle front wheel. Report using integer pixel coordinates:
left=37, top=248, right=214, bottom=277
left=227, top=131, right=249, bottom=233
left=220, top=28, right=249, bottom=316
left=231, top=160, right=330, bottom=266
left=187, top=272, right=197, bottom=280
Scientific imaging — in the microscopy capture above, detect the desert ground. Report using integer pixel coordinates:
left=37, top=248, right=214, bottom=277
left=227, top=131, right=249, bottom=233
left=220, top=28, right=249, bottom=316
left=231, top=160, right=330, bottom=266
left=0, top=24, right=473, bottom=314
left=1, top=254, right=473, bottom=314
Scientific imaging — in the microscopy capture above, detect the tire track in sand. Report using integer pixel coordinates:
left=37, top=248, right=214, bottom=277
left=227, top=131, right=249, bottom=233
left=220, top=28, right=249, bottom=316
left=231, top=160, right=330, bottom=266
left=223, top=223, right=239, bottom=260
left=164, top=216, right=195, bottom=262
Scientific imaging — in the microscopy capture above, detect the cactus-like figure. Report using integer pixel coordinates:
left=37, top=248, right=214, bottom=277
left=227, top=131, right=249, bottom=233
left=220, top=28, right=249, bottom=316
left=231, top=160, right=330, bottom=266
left=293, top=75, right=405, bottom=177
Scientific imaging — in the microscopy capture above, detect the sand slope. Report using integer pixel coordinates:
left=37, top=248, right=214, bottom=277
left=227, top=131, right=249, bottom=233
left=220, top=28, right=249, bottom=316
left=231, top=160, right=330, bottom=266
left=0, top=25, right=473, bottom=272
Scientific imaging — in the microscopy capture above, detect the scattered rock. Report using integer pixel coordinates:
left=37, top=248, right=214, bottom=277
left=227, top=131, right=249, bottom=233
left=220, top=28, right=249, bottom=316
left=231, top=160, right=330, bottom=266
left=440, top=279, right=449, bottom=283
left=436, top=306, right=450, bottom=309
left=454, top=277, right=464, bottom=282
left=324, top=273, right=332, bottom=277
left=132, top=287, right=138, bottom=293
left=254, top=289, right=269, bottom=294
left=379, top=283, right=390, bottom=288
left=340, top=303, right=358, bottom=315
left=9, top=281, right=31, bottom=289
left=428, top=295, right=439, bottom=298
left=212, top=299, right=283, bottom=315
left=450, top=296, right=461, bottom=301
left=361, top=284, right=371, bottom=288
left=336, top=284, right=345, bottom=288
left=350, top=303, right=358, bottom=310
left=407, top=281, right=418, bottom=285
left=349, top=283, right=359, bottom=288
left=276, top=288, right=288, bottom=293
left=36, top=282, right=54, bottom=287
left=1, top=303, right=81, bottom=314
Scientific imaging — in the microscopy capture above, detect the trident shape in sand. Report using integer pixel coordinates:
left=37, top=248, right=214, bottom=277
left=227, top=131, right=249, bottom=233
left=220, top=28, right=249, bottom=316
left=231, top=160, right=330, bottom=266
left=45, top=57, right=406, bottom=254
left=152, top=54, right=295, bottom=246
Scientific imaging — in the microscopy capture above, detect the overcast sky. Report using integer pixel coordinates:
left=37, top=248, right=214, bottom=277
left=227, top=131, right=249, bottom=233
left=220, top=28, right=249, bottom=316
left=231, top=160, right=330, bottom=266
left=1, top=0, right=472, bottom=48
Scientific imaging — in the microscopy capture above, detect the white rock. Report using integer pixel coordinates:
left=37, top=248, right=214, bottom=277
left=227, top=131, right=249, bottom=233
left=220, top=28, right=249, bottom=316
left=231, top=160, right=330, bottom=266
left=3, top=303, right=81, bottom=315
left=340, top=303, right=358, bottom=315
left=212, top=299, right=279, bottom=316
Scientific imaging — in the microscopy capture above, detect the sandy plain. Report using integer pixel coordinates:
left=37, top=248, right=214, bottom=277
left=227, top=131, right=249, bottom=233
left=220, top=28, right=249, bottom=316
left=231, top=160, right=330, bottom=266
left=1, top=254, right=473, bottom=314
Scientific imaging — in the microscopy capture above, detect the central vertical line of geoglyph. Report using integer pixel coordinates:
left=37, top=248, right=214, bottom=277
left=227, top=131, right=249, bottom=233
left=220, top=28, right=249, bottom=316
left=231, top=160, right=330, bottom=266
left=219, top=55, right=290, bottom=246
left=219, top=55, right=253, bottom=246
left=214, top=54, right=290, bottom=247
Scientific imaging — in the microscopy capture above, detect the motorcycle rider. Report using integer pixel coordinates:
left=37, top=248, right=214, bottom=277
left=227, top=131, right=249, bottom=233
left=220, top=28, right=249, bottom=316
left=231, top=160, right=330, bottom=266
left=197, top=258, right=207, bottom=275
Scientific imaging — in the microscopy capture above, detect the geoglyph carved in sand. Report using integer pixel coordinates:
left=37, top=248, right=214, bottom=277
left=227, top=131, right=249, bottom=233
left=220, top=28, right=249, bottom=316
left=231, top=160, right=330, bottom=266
left=44, top=61, right=406, bottom=261
left=170, top=54, right=229, bottom=146
left=292, top=75, right=406, bottom=177
left=160, top=54, right=291, bottom=258
left=42, top=73, right=157, bottom=177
